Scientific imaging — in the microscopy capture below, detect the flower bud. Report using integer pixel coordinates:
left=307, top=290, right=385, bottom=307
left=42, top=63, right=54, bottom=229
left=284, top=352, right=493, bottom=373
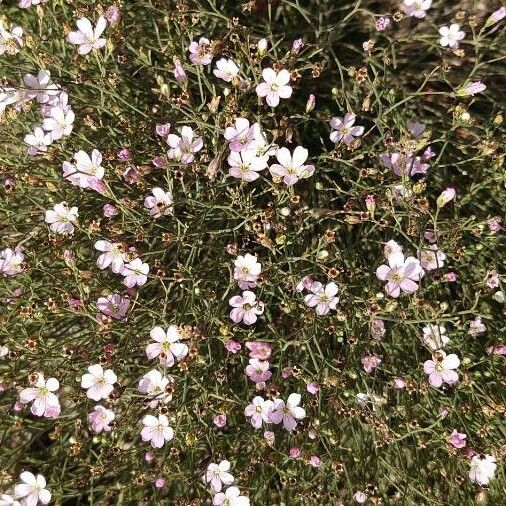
left=437, top=187, right=456, bottom=207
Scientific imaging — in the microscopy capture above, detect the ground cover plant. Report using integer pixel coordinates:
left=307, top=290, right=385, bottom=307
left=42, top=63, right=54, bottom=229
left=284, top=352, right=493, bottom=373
left=0, top=0, right=505, bottom=504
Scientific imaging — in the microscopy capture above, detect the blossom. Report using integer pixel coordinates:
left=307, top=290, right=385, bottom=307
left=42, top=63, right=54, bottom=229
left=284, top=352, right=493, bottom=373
left=376, top=248, right=424, bottom=298
left=167, top=126, right=203, bottom=164
left=225, top=340, right=241, bottom=354
left=42, top=106, right=75, bottom=140
left=469, top=455, right=497, bottom=485
left=228, top=150, right=268, bottom=182
left=361, top=354, right=382, bottom=373
left=245, top=358, right=272, bottom=384
left=370, top=319, right=386, bottom=340
left=422, top=324, right=449, bottom=351
left=439, top=24, right=465, bottom=49
left=437, top=187, right=456, bottom=207
left=329, top=113, right=364, bottom=146
left=94, top=240, right=127, bottom=273
left=250, top=123, right=276, bottom=161
left=146, top=326, right=188, bottom=367
left=402, top=0, right=432, bottom=18
left=144, top=187, right=173, bottom=218
left=0, top=21, right=23, bottom=55
left=141, top=414, right=174, bottom=448
left=63, top=149, right=105, bottom=191
left=354, top=491, right=368, bottom=504
left=423, top=351, right=460, bottom=388
left=188, top=37, right=212, bottom=65
left=448, top=429, right=467, bottom=449
left=457, top=81, right=487, bottom=96
left=486, top=6, right=506, bottom=27
left=44, top=202, right=78, bottom=235
left=418, top=245, right=446, bottom=270
left=375, top=17, right=391, bottom=31
left=138, top=369, right=172, bottom=405
left=81, top=364, right=117, bottom=401
left=244, top=396, right=274, bottom=429
left=213, top=414, right=227, bottom=428
left=19, top=374, right=60, bottom=418
left=269, top=393, right=306, bottom=431
left=173, top=58, right=187, bottom=81
left=234, top=254, right=261, bottom=289
left=245, top=341, right=271, bottom=360
left=229, top=290, right=265, bottom=325
left=23, top=70, right=60, bottom=104
left=257, top=38, right=268, bottom=55
left=255, top=68, right=292, bottom=107
left=103, top=203, right=118, bottom=217
left=213, top=487, right=250, bottom=506
left=14, top=472, right=51, bottom=505
left=224, top=117, right=256, bottom=152
left=269, top=146, right=315, bottom=186
left=204, top=460, right=234, bottom=492
left=304, top=281, right=339, bottom=315
left=19, top=0, right=49, bottom=7
left=468, top=317, right=486, bottom=336
left=213, top=58, right=240, bottom=82
left=68, top=17, right=107, bottom=55
left=88, top=405, right=115, bottom=433
left=122, top=258, right=149, bottom=287
left=0, top=248, right=24, bottom=277
left=105, top=5, right=121, bottom=23
left=24, top=127, right=52, bottom=154
left=380, top=152, right=429, bottom=177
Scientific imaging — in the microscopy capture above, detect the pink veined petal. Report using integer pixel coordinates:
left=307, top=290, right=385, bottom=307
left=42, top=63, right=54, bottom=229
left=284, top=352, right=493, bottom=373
left=20, top=472, right=37, bottom=485
left=283, top=173, right=299, bottom=186
left=192, top=137, right=204, bottom=152
left=230, top=307, right=244, bottom=323
left=385, top=282, right=400, bottom=298
left=76, top=18, right=94, bottom=38
left=141, top=425, right=156, bottom=442
left=111, top=255, right=124, bottom=274
left=429, top=372, right=443, bottom=388
left=343, top=112, right=356, bottom=127
left=269, top=164, right=287, bottom=178
left=330, top=130, right=342, bottom=143
left=78, top=43, right=93, bottom=55
left=96, top=252, right=112, bottom=270
left=242, top=310, right=258, bottom=325
left=325, top=282, right=338, bottom=297
left=268, top=408, right=283, bottom=424
left=31, top=396, right=47, bottom=416
left=262, top=67, right=277, bottom=84
left=283, top=414, right=297, bottom=431
left=316, top=303, right=329, bottom=315
left=38, top=489, right=51, bottom=505
left=244, top=404, right=256, bottom=416
left=291, top=146, right=308, bottom=168
left=228, top=295, right=244, bottom=307
left=14, top=484, right=32, bottom=498
left=349, top=126, right=364, bottom=136
left=304, top=294, right=319, bottom=307
left=266, top=92, right=280, bottom=107
left=329, top=117, right=343, bottom=129
left=399, top=278, right=418, bottom=294
left=376, top=264, right=390, bottom=281
left=423, top=360, right=436, bottom=374
left=146, top=343, right=161, bottom=359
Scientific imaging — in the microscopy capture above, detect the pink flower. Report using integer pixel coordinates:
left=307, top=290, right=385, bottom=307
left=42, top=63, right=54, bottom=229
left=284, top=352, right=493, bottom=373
left=245, top=358, right=272, bottom=383
left=376, top=247, right=424, bottom=298
left=444, top=272, right=458, bottom=282
left=154, top=478, right=165, bottom=489
left=308, top=456, right=321, bottom=468
left=295, top=276, right=316, bottom=292
left=94, top=240, right=127, bottom=273
left=213, top=486, right=250, bottom=506
left=485, top=270, right=500, bottom=289
left=488, top=218, right=502, bottom=232
left=329, top=113, right=364, bottom=146
left=289, top=447, right=301, bottom=458
left=439, top=24, right=465, bottom=49
left=263, top=430, right=275, bottom=444
left=228, top=150, right=268, bottom=182
left=370, top=319, right=386, bottom=340
left=138, top=370, right=172, bottom=406
left=167, top=126, right=203, bottom=164
left=24, top=126, right=52, bottom=154
left=225, top=339, right=242, bottom=354
left=224, top=117, right=257, bottom=152
left=146, top=326, right=188, bottom=367
left=0, top=247, right=24, bottom=277
left=361, top=354, right=382, bottom=373
left=468, top=317, right=486, bottom=336
left=88, top=405, right=115, bottom=433
left=448, top=429, right=467, bottom=449
left=67, top=16, right=107, bottom=55
left=122, top=258, right=149, bottom=287
left=380, top=152, right=429, bottom=177
left=81, top=364, right=117, bottom=401
left=376, top=17, right=391, bottom=31
left=418, top=245, right=446, bottom=270
left=244, top=396, right=274, bottom=429
left=173, top=58, right=187, bottom=81
left=245, top=341, right=271, bottom=360
left=487, top=345, right=506, bottom=356
left=188, top=37, right=212, bottom=65
left=19, top=374, right=60, bottom=418
left=23, top=69, right=60, bottom=104
left=486, top=6, right=506, bottom=27
left=213, top=414, right=227, bottom=428
left=229, top=290, right=264, bottom=325
left=269, top=146, right=315, bottom=186
left=155, top=123, right=171, bottom=137
left=44, top=202, right=78, bottom=235
left=423, top=351, right=460, bottom=388
left=437, top=187, right=456, bottom=207
left=141, top=414, right=174, bottom=448
left=256, top=68, right=292, bottom=107
left=393, top=378, right=406, bottom=389
left=103, top=203, right=118, bottom=217
left=234, top=254, right=261, bottom=289
left=97, top=293, right=130, bottom=320
left=458, top=81, right=487, bottom=96
left=63, top=149, right=105, bottom=190
left=306, top=382, right=320, bottom=394
left=144, top=187, right=173, bottom=218
left=304, top=281, right=339, bottom=315
left=204, top=460, right=234, bottom=492
left=269, top=393, right=306, bottom=431
left=14, top=472, right=51, bottom=506
left=105, top=5, right=121, bottom=24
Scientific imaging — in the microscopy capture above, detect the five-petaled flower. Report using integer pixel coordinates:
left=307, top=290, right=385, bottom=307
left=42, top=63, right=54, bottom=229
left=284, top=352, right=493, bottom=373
left=19, top=374, right=60, bottom=418
left=144, top=187, right=173, bottom=218
left=329, top=113, right=364, bottom=146
left=146, top=326, right=189, bottom=367
left=304, top=281, right=339, bottom=315
left=68, top=16, right=107, bottom=55
left=229, top=290, right=265, bottom=325
left=244, top=396, right=274, bottom=429
left=44, top=202, right=79, bottom=235
left=204, top=460, right=235, bottom=492
left=269, top=146, right=315, bottom=186
left=439, top=24, right=465, bottom=49
left=256, top=68, right=292, bottom=107
left=141, top=414, right=174, bottom=448
left=81, top=364, right=117, bottom=401
left=423, top=351, right=460, bottom=388
left=269, top=393, right=306, bottom=431
left=167, top=126, right=203, bottom=164
left=14, top=472, right=51, bottom=506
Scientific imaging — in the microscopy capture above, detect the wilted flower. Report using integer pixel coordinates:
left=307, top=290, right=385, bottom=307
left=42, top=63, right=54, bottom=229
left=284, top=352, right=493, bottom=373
left=361, top=354, right=382, bottom=373
left=88, top=405, right=115, bottom=433
left=256, top=68, right=292, bottom=107
left=468, top=317, right=486, bottom=336
left=44, top=202, right=78, bottom=235
left=141, top=414, right=174, bottom=448
left=375, top=17, right=391, bottom=31
left=257, top=38, right=268, bottom=55
left=437, top=187, right=456, bottom=207
left=173, top=58, right=187, bottom=81
left=269, top=393, right=306, bottom=431
left=213, top=58, right=240, bottom=82
left=269, top=146, right=315, bottom=186
left=422, top=324, right=449, bottom=351
left=330, top=113, right=364, bottom=146
left=418, top=245, right=446, bottom=270
left=439, top=24, right=465, bottom=49
left=423, top=351, right=460, bottom=388
left=81, top=364, right=117, bottom=401
left=448, top=429, right=467, bottom=449
left=469, top=455, right=497, bottom=485
left=485, top=6, right=506, bottom=27
left=67, top=17, right=107, bottom=55
left=188, top=37, right=213, bottom=65
left=370, top=319, right=386, bottom=340
left=105, top=5, right=121, bottom=24
left=380, top=152, right=429, bottom=177
left=97, top=293, right=130, bottom=320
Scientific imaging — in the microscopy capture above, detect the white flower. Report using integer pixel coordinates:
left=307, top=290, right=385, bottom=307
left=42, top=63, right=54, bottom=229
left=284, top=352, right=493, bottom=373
left=62, top=149, right=104, bottom=188
left=144, top=187, right=173, bottom=218
left=14, top=472, right=51, bottom=505
left=268, top=393, right=306, bottom=431
left=250, top=123, right=276, bottom=161
left=439, top=24, right=465, bottom=49
left=403, top=0, right=432, bottom=19
left=213, top=58, right=240, bottom=82
left=19, top=374, right=60, bottom=418
left=42, top=106, right=75, bottom=140
left=141, top=414, right=174, bottom=448
left=44, top=202, right=78, bottom=235
left=213, top=487, right=250, bottom=506
left=269, top=146, right=315, bottom=186
left=81, top=364, right=117, bottom=401
left=94, top=240, right=127, bottom=273
left=0, top=492, right=20, bottom=506
left=228, top=150, right=268, bottom=182
left=24, top=127, right=53, bottom=154
left=244, top=396, right=274, bottom=429
left=469, top=454, right=497, bottom=486
left=0, top=248, right=24, bottom=277
left=23, top=69, right=60, bottom=104
left=234, top=254, right=261, bottom=290
left=422, top=324, right=449, bottom=351
left=255, top=68, right=292, bottom=107
left=0, top=21, right=23, bottom=55
left=121, top=258, right=149, bottom=287
left=68, top=16, right=107, bottom=55
left=146, top=326, right=188, bottom=367
left=229, top=290, right=265, bottom=325
left=167, top=126, right=203, bottom=164
left=204, top=460, right=235, bottom=492
left=138, top=369, right=172, bottom=405
left=304, top=282, right=339, bottom=315
left=224, top=117, right=256, bottom=152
